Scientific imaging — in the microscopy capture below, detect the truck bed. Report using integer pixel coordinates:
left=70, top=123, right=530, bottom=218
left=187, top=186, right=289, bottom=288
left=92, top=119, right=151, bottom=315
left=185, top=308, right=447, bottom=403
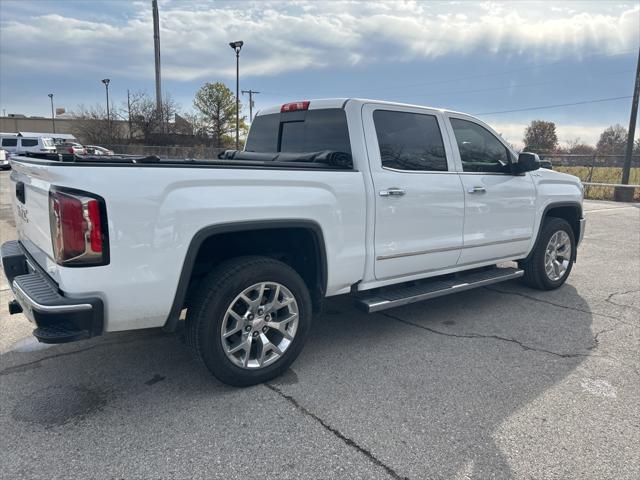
left=7, top=154, right=367, bottom=332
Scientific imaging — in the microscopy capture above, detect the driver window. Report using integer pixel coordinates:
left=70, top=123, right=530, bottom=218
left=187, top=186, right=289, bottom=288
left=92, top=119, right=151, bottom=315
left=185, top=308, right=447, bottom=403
left=450, top=118, right=511, bottom=173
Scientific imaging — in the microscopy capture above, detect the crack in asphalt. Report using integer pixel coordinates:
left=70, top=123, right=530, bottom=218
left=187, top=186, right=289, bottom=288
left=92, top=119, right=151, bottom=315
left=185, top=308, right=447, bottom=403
left=484, top=286, right=617, bottom=319
left=380, top=312, right=594, bottom=359
left=0, top=333, right=168, bottom=376
left=265, top=383, right=409, bottom=480
left=485, top=286, right=638, bottom=327
left=605, top=289, right=640, bottom=312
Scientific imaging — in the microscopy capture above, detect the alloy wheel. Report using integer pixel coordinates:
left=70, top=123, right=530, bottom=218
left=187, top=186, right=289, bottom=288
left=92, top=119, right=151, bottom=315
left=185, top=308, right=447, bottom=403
left=220, top=282, right=299, bottom=369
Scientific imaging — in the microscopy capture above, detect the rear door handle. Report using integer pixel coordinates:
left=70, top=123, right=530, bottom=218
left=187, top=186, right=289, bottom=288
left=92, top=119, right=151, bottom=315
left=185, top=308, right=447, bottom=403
left=467, top=186, right=486, bottom=194
left=379, top=188, right=406, bottom=197
left=16, top=182, right=25, bottom=204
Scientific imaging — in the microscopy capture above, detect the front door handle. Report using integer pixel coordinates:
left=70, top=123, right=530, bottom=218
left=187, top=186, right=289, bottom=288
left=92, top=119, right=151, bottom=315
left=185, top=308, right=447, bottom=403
left=379, top=188, right=406, bottom=197
left=467, top=186, right=486, bottom=194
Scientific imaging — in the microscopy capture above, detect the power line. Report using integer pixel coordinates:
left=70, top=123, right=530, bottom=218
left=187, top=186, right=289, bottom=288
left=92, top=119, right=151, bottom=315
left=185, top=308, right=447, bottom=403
left=474, top=96, right=632, bottom=115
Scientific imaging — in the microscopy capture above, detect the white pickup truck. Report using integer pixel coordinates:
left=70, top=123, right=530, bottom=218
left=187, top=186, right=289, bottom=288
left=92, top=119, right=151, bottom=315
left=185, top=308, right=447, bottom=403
left=2, top=98, right=585, bottom=386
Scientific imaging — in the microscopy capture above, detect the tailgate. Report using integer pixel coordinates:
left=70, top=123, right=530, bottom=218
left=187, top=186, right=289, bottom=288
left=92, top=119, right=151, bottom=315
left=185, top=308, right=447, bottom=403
left=9, top=161, right=57, bottom=270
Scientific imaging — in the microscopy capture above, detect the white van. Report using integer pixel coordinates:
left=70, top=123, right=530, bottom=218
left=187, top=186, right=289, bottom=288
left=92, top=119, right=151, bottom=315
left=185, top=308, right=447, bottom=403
left=0, top=133, right=56, bottom=155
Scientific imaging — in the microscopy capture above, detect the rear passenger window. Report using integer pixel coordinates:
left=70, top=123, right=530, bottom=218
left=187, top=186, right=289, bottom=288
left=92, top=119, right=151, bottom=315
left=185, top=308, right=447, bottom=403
left=2, top=138, right=17, bottom=147
left=20, top=139, right=38, bottom=147
left=373, top=110, right=448, bottom=171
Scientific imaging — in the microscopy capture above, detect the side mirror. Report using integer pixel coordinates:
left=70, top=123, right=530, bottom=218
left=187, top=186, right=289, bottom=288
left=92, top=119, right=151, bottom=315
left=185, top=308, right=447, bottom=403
left=515, top=152, right=541, bottom=173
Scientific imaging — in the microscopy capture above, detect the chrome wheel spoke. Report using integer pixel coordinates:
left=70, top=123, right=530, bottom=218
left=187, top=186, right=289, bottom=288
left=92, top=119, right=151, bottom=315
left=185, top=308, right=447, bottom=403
left=266, top=313, right=297, bottom=340
left=257, top=333, right=283, bottom=366
left=228, top=334, right=252, bottom=355
left=544, top=229, right=572, bottom=281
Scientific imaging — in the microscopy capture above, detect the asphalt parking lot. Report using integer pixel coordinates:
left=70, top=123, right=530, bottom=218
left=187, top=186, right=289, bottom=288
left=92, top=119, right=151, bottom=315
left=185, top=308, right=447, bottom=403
left=0, top=169, right=638, bottom=480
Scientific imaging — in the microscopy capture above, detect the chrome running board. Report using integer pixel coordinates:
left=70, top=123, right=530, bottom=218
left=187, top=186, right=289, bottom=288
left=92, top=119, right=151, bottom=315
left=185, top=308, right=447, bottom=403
left=353, top=267, right=524, bottom=313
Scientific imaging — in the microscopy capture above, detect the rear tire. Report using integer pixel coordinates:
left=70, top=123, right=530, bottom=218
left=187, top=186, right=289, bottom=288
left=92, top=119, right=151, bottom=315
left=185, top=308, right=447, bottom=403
left=520, top=217, right=575, bottom=290
left=186, top=256, right=312, bottom=387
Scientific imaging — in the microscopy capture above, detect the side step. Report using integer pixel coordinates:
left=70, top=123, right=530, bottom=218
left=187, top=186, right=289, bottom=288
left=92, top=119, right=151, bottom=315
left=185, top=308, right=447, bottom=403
left=34, top=324, right=90, bottom=344
left=353, top=267, right=524, bottom=313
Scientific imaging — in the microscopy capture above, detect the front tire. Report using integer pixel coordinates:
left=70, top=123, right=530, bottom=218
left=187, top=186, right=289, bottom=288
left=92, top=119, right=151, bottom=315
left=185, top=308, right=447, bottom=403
left=186, top=256, right=312, bottom=387
left=520, top=217, right=575, bottom=290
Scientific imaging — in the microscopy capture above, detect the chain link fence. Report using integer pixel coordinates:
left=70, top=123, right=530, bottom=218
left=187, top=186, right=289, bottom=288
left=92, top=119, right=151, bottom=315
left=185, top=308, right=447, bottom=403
left=540, top=154, right=640, bottom=201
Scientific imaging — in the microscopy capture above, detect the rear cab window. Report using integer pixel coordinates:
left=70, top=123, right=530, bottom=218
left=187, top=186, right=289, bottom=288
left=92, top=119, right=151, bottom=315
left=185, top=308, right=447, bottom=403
left=245, top=108, right=351, bottom=155
left=373, top=110, right=448, bottom=172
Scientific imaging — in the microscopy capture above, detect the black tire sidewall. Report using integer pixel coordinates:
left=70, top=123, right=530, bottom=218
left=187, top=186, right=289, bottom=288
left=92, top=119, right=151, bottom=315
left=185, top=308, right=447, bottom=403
left=195, top=258, right=312, bottom=386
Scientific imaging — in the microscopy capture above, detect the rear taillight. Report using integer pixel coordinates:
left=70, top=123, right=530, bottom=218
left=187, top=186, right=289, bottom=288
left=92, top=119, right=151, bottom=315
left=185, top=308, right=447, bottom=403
left=49, top=189, right=108, bottom=266
left=281, top=101, right=310, bottom=112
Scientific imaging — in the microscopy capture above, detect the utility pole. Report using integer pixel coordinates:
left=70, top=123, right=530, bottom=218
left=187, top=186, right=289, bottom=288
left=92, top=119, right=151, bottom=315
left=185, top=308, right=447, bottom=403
left=152, top=0, right=163, bottom=133
left=48, top=93, right=56, bottom=133
left=127, top=89, right=132, bottom=140
left=615, top=47, right=640, bottom=202
left=242, top=89, right=260, bottom=122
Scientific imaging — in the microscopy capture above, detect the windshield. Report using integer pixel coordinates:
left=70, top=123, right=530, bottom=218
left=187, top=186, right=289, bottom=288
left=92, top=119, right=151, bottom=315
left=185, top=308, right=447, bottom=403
left=42, top=138, right=54, bottom=147
left=245, top=108, right=351, bottom=155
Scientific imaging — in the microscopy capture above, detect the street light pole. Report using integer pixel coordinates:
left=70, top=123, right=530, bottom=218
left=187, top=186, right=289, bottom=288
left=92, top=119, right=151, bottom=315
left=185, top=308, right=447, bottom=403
left=229, top=40, right=243, bottom=150
left=48, top=93, right=56, bottom=133
left=101, top=78, right=111, bottom=137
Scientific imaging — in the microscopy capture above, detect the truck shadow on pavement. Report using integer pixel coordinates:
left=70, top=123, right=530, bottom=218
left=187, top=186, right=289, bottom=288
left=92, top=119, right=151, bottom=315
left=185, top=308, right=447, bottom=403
left=1, top=281, right=595, bottom=479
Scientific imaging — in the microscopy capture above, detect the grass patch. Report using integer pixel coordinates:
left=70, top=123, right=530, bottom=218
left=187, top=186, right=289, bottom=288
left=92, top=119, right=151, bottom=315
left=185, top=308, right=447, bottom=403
left=554, top=166, right=640, bottom=201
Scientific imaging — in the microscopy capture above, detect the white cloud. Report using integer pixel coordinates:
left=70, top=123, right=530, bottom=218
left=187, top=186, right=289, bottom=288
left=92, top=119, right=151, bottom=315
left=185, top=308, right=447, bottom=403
left=0, top=1, right=638, bottom=81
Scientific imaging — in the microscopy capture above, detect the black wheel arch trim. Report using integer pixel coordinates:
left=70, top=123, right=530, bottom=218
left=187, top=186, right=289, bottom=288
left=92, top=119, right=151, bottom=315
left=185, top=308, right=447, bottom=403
left=163, top=219, right=328, bottom=332
left=524, top=201, right=583, bottom=263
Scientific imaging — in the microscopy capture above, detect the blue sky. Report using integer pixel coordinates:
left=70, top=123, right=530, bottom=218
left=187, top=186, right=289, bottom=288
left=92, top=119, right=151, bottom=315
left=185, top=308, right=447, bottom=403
left=0, top=0, right=638, bottom=147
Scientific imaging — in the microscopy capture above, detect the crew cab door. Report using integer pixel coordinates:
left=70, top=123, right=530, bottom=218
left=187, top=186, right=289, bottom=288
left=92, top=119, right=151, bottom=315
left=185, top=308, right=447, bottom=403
left=363, top=104, right=465, bottom=281
left=444, top=114, right=536, bottom=265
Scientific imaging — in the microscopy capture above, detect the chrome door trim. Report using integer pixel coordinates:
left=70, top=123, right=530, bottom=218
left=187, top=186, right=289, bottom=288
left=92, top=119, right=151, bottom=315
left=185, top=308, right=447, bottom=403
left=376, top=236, right=531, bottom=260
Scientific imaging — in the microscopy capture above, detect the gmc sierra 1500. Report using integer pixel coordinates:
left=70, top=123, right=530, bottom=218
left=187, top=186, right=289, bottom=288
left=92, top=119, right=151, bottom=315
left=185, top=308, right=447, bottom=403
left=2, top=98, right=585, bottom=386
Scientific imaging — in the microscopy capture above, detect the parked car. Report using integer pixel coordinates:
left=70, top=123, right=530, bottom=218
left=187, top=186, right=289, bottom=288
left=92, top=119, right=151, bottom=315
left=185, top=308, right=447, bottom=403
left=0, top=148, right=9, bottom=170
left=539, top=159, right=553, bottom=170
left=56, top=142, right=87, bottom=155
left=2, top=98, right=585, bottom=387
left=85, top=145, right=114, bottom=155
left=0, top=134, right=56, bottom=156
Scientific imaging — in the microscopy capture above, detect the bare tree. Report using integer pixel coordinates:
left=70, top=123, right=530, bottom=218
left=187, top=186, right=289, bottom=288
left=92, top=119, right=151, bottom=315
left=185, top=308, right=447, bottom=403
left=557, top=138, right=596, bottom=155
left=596, top=124, right=628, bottom=155
left=69, top=104, right=125, bottom=144
left=127, top=91, right=180, bottom=142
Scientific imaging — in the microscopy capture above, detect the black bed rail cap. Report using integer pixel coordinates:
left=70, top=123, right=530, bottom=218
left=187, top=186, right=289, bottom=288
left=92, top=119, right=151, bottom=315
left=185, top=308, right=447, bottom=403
left=218, top=149, right=353, bottom=169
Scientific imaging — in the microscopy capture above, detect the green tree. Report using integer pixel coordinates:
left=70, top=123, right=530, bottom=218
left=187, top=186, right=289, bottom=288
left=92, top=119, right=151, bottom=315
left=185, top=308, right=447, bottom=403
left=193, top=82, right=247, bottom=148
left=523, top=120, right=558, bottom=153
left=596, top=124, right=628, bottom=155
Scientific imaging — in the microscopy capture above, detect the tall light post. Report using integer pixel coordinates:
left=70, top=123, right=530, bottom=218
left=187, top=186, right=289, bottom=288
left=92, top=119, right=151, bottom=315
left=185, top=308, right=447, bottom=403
left=101, top=78, right=111, bottom=137
left=48, top=93, right=56, bottom=133
left=229, top=40, right=243, bottom=150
